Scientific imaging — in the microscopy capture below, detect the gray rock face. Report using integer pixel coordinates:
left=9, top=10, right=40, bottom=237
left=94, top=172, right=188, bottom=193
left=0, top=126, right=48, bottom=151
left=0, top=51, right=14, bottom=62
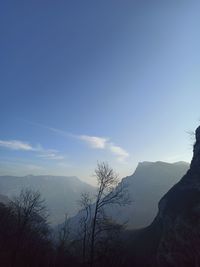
left=125, top=126, right=200, bottom=267
left=152, top=126, right=200, bottom=267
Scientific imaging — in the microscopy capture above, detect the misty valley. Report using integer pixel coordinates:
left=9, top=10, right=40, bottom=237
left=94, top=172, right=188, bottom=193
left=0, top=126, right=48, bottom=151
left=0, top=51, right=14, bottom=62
left=1, top=126, right=200, bottom=266
left=1, top=1, right=199, bottom=266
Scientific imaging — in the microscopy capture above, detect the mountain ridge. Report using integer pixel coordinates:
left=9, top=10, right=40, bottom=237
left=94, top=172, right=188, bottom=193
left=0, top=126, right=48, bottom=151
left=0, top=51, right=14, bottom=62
left=109, top=160, right=189, bottom=228
left=69, top=161, right=189, bottom=230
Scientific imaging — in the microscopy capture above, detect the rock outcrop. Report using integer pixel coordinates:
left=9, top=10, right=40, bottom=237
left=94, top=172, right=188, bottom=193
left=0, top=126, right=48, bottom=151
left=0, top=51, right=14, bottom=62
left=155, top=126, right=200, bottom=266
left=127, top=126, right=200, bottom=267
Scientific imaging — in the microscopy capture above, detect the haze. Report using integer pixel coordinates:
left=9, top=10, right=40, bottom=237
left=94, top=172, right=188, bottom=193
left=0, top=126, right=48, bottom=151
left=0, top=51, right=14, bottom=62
left=0, top=1, right=200, bottom=185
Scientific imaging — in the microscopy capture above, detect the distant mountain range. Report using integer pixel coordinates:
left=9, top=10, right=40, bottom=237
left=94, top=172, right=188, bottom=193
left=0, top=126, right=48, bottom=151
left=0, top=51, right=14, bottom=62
left=69, top=161, right=189, bottom=230
left=0, top=161, right=189, bottom=228
left=106, top=161, right=189, bottom=228
left=0, top=175, right=96, bottom=224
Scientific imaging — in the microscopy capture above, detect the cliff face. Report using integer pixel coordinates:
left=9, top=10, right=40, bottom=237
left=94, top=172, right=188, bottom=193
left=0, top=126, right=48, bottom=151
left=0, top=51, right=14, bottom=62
left=127, top=126, right=200, bottom=267
left=154, top=126, right=200, bottom=267
left=105, top=161, right=189, bottom=229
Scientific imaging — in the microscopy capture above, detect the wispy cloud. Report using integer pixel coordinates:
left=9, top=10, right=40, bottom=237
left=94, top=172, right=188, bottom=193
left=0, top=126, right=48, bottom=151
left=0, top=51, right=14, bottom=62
left=79, top=135, right=108, bottom=149
left=77, top=135, right=129, bottom=162
left=108, top=143, right=129, bottom=162
left=37, top=152, right=65, bottom=160
left=0, top=140, right=34, bottom=151
left=21, top=120, right=73, bottom=138
left=0, top=139, right=65, bottom=161
left=22, top=121, right=130, bottom=163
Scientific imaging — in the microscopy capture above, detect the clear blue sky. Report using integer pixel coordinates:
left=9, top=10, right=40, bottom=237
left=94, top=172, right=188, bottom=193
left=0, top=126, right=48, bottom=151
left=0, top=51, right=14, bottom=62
left=0, top=1, right=200, bottom=184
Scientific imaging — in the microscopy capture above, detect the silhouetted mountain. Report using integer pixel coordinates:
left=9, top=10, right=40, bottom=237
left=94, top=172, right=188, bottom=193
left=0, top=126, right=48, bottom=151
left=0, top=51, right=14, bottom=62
left=0, top=175, right=96, bottom=224
left=105, top=161, right=189, bottom=228
left=126, top=126, right=200, bottom=267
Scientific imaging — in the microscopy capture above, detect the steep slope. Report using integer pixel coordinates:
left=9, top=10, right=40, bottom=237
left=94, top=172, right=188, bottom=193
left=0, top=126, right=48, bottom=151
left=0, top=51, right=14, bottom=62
left=155, top=126, right=200, bottom=267
left=127, top=125, right=200, bottom=267
left=106, top=161, right=189, bottom=228
left=0, top=175, right=96, bottom=224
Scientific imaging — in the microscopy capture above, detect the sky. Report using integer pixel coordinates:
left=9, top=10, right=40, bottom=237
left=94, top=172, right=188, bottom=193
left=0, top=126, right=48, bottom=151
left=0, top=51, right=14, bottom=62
left=0, top=1, right=200, bottom=185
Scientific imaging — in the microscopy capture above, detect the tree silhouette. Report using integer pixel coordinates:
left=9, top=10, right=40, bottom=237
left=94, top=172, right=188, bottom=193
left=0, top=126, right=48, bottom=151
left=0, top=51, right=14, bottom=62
left=89, top=162, right=130, bottom=267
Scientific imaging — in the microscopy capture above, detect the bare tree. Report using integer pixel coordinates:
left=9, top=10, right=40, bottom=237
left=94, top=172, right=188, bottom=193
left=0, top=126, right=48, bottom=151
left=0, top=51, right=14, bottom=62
left=10, top=189, right=49, bottom=267
left=11, top=188, right=48, bottom=229
left=89, top=162, right=130, bottom=267
left=55, top=214, right=72, bottom=266
left=57, top=214, right=71, bottom=252
left=78, top=192, right=92, bottom=263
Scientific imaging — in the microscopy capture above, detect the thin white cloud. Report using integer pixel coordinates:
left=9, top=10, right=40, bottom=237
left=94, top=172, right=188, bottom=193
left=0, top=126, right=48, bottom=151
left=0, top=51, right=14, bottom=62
left=78, top=135, right=129, bottom=162
left=0, top=140, right=34, bottom=151
left=21, top=120, right=73, bottom=138
left=0, top=139, right=65, bottom=161
left=38, top=152, right=65, bottom=160
left=79, top=135, right=108, bottom=149
left=108, top=143, right=129, bottom=162
left=22, top=121, right=130, bottom=163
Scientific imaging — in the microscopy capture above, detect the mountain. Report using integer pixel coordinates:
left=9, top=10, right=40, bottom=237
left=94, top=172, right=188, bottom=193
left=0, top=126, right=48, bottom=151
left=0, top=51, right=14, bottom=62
left=126, top=125, right=200, bottom=267
left=69, top=161, right=189, bottom=232
left=0, top=161, right=189, bottom=229
left=105, top=161, right=189, bottom=229
left=0, top=175, right=96, bottom=224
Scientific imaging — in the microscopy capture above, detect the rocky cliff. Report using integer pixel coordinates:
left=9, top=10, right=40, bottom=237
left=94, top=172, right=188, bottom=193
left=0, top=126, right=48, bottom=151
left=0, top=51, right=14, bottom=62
left=127, top=126, right=200, bottom=267
left=155, top=126, right=200, bottom=266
